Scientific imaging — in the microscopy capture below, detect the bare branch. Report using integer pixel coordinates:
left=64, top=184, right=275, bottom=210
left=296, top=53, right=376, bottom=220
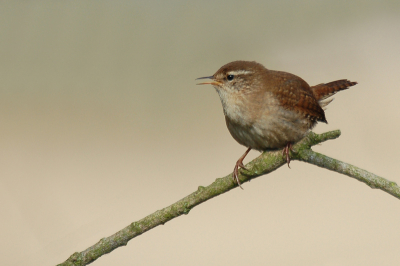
left=296, top=149, right=400, bottom=199
left=57, top=130, right=399, bottom=266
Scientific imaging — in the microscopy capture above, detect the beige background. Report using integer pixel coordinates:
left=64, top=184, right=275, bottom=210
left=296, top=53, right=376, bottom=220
left=1, top=1, right=400, bottom=265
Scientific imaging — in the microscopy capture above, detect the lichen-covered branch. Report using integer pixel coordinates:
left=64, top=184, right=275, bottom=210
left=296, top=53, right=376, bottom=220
left=295, top=149, right=400, bottom=199
left=57, top=130, right=399, bottom=266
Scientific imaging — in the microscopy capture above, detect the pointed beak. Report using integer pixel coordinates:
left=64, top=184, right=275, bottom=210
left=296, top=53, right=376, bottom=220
left=196, top=76, right=221, bottom=86
left=196, top=76, right=214, bottom=80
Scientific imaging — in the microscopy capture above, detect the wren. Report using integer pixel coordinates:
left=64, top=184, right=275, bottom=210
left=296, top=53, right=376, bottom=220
left=197, top=60, right=357, bottom=189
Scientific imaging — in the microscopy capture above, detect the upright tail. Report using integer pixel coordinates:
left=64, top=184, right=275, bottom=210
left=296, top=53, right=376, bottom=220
left=311, top=79, right=357, bottom=108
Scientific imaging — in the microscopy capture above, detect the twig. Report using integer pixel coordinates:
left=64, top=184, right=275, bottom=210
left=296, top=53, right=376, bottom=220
left=57, top=130, right=399, bottom=266
left=296, top=149, right=400, bottom=199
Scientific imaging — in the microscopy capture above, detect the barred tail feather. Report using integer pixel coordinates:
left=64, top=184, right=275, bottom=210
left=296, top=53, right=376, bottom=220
left=311, top=80, right=357, bottom=104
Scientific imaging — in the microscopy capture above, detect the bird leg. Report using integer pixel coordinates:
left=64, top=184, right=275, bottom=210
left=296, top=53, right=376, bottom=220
left=282, top=142, right=293, bottom=168
left=233, top=147, right=251, bottom=189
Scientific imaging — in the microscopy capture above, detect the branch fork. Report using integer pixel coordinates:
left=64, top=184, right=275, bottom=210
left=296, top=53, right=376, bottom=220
left=58, top=130, right=399, bottom=266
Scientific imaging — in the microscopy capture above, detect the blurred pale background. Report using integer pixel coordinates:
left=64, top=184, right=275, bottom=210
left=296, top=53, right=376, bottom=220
left=1, top=1, right=400, bottom=265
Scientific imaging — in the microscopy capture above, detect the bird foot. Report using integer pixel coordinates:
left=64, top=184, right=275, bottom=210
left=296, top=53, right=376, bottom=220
left=282, top=142, right=294, bottom=168
left=232, top=147, right=251, bottom=189
left=233, top=162, right=244, bottom=190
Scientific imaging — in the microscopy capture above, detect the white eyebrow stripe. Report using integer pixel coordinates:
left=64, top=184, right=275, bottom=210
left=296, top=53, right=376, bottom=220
left=227, top=70, right=253, bottom=75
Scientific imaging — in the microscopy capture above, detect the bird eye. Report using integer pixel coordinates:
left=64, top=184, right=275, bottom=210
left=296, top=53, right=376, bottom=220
left=227, top=75, right=234, bottom=81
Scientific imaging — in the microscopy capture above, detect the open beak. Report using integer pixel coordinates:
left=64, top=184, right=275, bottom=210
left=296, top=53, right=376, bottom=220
left=196, top=76, right=221, bottom=86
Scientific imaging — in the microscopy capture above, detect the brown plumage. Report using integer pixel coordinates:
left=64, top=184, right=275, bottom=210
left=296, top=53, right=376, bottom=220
left=197, top=61, right=357, bottom=188
left=266, top=70, right=328, bottom=124
left=311, top=79, right=358, bottom=101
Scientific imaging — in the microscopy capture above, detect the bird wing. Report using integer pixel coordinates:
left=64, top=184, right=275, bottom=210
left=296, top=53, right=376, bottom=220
left=269, top=71, right=327, bottom=123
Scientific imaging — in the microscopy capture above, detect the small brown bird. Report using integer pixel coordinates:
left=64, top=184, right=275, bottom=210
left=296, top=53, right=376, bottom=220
left=197, top=61, right=357, bottom=188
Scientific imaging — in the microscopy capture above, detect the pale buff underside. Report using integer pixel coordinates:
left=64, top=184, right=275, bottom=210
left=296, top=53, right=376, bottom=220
left=216, top=86, right=313, bottom=151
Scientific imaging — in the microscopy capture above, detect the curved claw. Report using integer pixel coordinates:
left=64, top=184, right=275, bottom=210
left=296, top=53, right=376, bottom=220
left=232, top=147, right=251, bottom=189
left=233, top=163, right=244, bottom=190
left=282, top=142, right=293, bottom=168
